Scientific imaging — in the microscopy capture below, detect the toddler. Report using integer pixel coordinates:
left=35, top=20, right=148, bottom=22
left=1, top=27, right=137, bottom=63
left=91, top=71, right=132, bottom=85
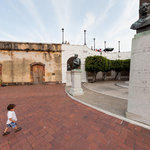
left=3, top=104, right=22, bottom=136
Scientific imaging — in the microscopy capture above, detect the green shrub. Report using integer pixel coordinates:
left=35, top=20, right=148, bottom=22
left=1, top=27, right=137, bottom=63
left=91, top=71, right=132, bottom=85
left=85, top=55, right=130, bottom=81
left=122, top=59, right=130, bottom=72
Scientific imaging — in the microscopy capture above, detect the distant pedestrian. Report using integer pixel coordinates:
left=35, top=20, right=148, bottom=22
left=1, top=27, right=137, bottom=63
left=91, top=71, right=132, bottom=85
left=2, top=104, right=22, bottom=136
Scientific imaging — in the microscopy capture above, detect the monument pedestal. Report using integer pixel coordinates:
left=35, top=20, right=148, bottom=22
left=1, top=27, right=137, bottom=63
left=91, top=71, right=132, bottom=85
left=126, top=30, right=150, bottom=125
left=66, top=71, right=71, bottom=86
left=69, top=69, right=84, bottom=96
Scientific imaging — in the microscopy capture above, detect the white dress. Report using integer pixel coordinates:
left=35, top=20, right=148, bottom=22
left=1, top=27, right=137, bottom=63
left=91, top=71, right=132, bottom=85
left=6, top=111, right=17, bottom=124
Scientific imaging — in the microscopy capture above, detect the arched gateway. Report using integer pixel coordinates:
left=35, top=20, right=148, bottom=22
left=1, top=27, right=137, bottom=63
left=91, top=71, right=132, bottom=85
left=30, top=63, right=45, bottom=84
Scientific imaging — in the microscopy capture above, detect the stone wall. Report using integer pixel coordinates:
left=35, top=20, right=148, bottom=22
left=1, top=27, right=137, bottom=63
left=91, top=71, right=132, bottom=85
left=0, top=41, right=62, bottom=84
left=127, top=31, right=150, bottom=125
left=62, top=44, right=131, bottom=83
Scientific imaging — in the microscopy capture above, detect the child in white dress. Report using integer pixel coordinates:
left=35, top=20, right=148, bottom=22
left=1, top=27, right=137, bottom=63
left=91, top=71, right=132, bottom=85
left=3, top=104, right=22, bottom=136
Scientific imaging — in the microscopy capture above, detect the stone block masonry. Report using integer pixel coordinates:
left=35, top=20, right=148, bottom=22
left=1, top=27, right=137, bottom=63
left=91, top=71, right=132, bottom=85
left=0, top=41, right=62, bottom=84
left=127, top=30, right=150, bottom=125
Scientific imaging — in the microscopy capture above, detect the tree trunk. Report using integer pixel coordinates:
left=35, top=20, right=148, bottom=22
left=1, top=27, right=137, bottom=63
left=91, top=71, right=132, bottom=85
left=102, top=72, right=106, bottom=80
left=93, top=72, right=97, bottom=82
left=115, top=72, right=119, bottom=80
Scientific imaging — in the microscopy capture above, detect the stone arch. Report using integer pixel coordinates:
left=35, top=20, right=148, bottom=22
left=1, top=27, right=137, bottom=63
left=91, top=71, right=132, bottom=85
left=30, top=62, right=45, bottom=84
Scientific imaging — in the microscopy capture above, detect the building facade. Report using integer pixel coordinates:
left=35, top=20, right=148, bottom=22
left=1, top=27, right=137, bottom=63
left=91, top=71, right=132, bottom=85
left=0, top=41, right=131, bottom=85
left=0, top=41, right=62, bottom=85
left=61, top=44, right=131, bottom=83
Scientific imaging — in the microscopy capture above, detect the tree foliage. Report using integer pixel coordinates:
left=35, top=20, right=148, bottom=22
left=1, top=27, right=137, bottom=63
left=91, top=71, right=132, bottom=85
left=122, top=59, right=130, bottom=72
left=85, top=55, right=130, bottom=81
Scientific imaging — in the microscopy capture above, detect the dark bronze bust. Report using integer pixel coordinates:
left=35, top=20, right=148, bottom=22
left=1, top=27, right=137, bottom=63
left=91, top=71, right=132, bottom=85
left=131, top=0, right=150, bottom=33
left=72, top=54, right=81, bottom=69
left=67, top=54, right=81, bottom=71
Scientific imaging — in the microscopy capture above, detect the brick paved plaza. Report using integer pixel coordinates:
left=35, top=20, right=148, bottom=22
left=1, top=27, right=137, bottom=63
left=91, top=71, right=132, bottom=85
left=0, top=84, right=150, bottom=150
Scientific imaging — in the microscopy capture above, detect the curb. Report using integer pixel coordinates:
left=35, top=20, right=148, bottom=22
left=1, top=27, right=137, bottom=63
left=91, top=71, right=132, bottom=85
left=82, top=83, right=128, bottom=100
left=115, top=83, right=128, bottom=89
left=65, top=87, right=150, bottom=130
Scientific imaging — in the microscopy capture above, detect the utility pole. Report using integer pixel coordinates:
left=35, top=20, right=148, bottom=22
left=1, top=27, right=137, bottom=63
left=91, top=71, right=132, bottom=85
left=118, top=41, right=120, bottom=52
left=62, top=28, right=64, bottom=44
left=93, top=38, right=95, bottom=50
left=118, top=41, right=120, bottom=59
left=104, top=41, right=106, bottom=49
left=84, top=30, right=86, bottom=45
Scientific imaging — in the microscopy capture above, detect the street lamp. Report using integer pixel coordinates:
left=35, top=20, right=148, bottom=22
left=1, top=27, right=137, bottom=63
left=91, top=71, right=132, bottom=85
left=118, top=41, right=120, bottom=53
left=93, top=38, right=95, bottom=50
left=104, top=41, right=106, bottom=49
left=62, top=28, right=64, bottom=44
left=84, top=30, right=86, bottom=45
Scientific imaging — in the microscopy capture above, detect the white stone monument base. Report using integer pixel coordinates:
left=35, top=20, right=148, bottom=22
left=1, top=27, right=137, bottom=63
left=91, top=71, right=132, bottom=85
left=127, top=30, right=150, bottom=125
left=69, top=69, right=84, bottom=96
left=66, top=71, right=71, bottom=86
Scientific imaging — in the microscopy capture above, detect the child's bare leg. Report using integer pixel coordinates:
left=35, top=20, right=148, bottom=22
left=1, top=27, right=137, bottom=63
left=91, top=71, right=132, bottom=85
left=2, top=127, right=10, bottom=136
left=4, top=127, right=9, bottom=133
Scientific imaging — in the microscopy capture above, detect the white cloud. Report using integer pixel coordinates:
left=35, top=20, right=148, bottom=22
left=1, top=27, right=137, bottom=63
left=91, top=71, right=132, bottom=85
left=0, top=31, right=18, bottom=41
left=50, top=0, right=71, bottom=29
left=82, top=12, right=96, bottom=30
left=5, top=0, right=46, bottom=42
left=95, top=0, right=139, bottom=52
left=74, top=0, right=116, bottom=45
left=74, top=12, right=96, bottom=44
left=105, top=0, right=138, bottom=39
left=96, top=0, right=116, bottom=26
left=18, top=0, right=50, bottom=42
left=50, top=0, right=72, bottom=42
left=1, top=0, right=139, bottom=51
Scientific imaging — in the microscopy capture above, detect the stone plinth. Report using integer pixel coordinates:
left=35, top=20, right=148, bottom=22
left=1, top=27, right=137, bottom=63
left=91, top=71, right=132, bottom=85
left=69, top=69, right=84, bottom=96
left=126, top=30, right=150, bottom=125
left=66, top=71, right=71, bottom=86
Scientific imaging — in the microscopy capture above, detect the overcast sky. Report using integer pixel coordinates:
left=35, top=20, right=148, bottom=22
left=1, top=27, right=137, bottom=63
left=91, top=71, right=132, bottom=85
left=0, top=0, right=139, bottom=52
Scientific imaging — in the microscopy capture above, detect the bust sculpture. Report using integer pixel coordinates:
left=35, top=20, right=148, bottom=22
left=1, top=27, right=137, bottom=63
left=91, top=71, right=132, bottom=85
left=131, top=0, right=150, bottom=32
left=67, top=54, right=81, bottom=71
left=72, top=54, right=81, bottom=69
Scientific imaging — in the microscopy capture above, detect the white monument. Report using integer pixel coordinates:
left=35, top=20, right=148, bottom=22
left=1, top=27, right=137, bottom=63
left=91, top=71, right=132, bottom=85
left=127, top=1, right=150, bottom=125
left=69, top=69, right=84, bottom=96
left=68, top=54, right=84, bottom=96
left=66, top=71, right=71, bottom=86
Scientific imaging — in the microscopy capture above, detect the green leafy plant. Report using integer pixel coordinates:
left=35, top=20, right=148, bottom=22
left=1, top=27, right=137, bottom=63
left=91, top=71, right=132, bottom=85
left=85, top=56, right=111, bottom=81
left=85, top=55, right=130, bottom=81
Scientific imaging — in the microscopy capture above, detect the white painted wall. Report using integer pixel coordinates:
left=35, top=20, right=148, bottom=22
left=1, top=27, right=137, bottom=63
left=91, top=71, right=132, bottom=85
left=62, top=44, right=131, bottom=83
left=127, top=31, right=150, bottom=125
left=102, top=51, right=131, bottom=60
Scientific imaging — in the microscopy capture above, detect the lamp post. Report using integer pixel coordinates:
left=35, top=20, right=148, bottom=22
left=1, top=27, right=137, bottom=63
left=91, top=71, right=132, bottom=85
left=84, top=30, right=86, bottom=45
left=118, top=41, right=120, bottom=59
left=93, top=38, right=95, bottom=50
left=104, top=41, right=106, bottom=49
left=118, top=41, right=120, bottom=52
left=62, top=28, right=64, bottom=44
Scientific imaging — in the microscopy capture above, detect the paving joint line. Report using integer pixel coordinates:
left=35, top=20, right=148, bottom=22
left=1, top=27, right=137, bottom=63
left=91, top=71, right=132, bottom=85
left=65, top=87, right=150, bottom=130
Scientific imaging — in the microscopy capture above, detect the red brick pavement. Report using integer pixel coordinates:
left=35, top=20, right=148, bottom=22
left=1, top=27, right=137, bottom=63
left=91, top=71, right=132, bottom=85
left=0, top=84, right=150, bottom=150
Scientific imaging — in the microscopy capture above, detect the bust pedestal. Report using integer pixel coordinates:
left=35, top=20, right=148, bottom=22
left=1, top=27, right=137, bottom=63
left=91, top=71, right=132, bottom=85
left=69, top=69, right=84, bottom=96
left=66, top=71, right=71, bottom=86
left=126, top=30, right=150, bottom=125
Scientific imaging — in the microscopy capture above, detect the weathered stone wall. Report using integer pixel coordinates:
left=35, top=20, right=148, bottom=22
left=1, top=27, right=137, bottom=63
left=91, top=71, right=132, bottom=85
left=0, top=42, right=62, bottom=84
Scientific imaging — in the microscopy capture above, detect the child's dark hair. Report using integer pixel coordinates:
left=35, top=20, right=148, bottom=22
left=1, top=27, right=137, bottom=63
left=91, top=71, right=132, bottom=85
left=7, top=104, right=16, bottom=110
